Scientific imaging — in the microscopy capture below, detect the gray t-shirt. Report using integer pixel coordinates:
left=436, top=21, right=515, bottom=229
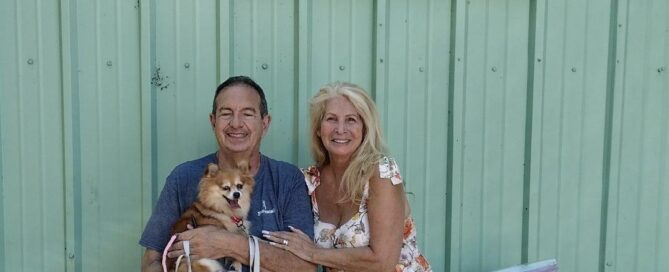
left=139, top=153, right=314, bottom=254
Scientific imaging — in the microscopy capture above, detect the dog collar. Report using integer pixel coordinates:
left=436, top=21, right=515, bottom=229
left=231, top=216, right=243, bottom=227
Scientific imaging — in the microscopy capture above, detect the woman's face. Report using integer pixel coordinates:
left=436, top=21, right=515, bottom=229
left=319, top=96, right=364, bottom=162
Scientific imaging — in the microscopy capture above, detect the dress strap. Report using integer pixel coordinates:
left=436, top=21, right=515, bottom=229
left=379, top=156, right=403, bottom=185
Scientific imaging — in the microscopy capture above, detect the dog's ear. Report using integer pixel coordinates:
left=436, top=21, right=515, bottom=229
left=204, top=163, right=219, bottom=177
left=237, top=160, right=250, bottom=175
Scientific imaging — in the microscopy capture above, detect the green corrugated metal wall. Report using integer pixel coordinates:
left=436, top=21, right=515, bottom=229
left=1, top=0, right=667, bottom=271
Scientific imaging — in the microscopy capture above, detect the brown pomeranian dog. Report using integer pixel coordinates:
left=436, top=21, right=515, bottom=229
left=170, top=161, right=255, bottom=272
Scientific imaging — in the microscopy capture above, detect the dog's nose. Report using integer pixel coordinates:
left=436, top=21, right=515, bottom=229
left=233, top=192, right=240, bottom=199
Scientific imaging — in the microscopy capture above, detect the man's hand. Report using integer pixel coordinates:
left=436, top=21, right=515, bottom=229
left=167, top=225, right=229, bottom=261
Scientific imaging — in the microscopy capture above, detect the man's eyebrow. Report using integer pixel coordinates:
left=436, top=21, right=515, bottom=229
left=217, top=106, right=258, bottom=113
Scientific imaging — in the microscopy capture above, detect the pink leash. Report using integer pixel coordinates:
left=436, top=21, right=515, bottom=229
left=162, top=235, right=178, bottom=272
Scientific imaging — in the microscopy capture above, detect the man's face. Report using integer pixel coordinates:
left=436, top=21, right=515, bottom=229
left=209, top=85, right=270, bottom=155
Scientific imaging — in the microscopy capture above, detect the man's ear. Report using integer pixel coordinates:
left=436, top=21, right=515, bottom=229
left=261, top=114, right=271, bottom=135
left=209, top=113, right=216, bottom=129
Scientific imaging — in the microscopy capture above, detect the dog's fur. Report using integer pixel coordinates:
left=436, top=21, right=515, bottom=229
left=170, top=162, right=255, bottom=272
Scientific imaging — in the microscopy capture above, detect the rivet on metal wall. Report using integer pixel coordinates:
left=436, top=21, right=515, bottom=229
left=27, top=58, right=34, bottom=65
left=184, top=63, right=190, bottom=69
left=457, top=58, right=461, bottom=62
left=107, top=61, right=113, bottom=67
left=339, top=65, right=346, bottom=71
left=379, top=23, right=383, bottom=27
left=68, top=253, right=75, bottom=259
left=606, top=261, right=613, bottom=267
left=571, top=67, right=576, bottom=72
left=618, top=24, right=622, bottom=28
left=537, top=58, right=542, bottom=62
left=658, top=66, right=665, bottom=73
left=379, top=58, right=384, bottom=63
left=261, top=63, right=269, bottom=70
left=491, top=66, right=497, bottom=72
left=418, top=67, right=424, bottom=72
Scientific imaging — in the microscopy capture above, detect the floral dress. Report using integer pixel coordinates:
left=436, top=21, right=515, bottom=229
left=303, top=157, right=432, bottom=272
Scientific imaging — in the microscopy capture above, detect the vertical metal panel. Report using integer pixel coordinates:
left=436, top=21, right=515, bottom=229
left=528, top=0, right=612, bottom=271
left=231, top=0, right=298, bottom=162
left=0, top=0, right=66, bottom=271
left=154, top=0, right=218, bottom=191
left=73, top=0, right=143, bottom=271
left=606, top=0, right=669, bottom=271
left=296, top=0, right=375, bottom=165
left=305, top=0, right=375, bottom=91
left=380, top=0, right=450, bottom=271
left=451, top=0, right=529, bottom=271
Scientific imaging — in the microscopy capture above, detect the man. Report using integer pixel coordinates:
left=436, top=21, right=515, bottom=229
left=140, top=76, right=315, bottom=271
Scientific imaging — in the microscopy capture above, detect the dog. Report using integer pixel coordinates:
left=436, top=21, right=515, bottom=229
left=170, top=161, right=255, bottom=272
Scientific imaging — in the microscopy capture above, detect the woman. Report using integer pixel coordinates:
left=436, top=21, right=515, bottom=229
left=264, top=82, right=431, bottom=271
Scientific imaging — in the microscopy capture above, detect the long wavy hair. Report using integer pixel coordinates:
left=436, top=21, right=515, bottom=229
left=309, top=82, right=387, bottom=204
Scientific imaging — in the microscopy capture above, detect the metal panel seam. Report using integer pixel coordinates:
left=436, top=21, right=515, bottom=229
left=445, top=0, right=458, bottom=270
left=0, top=46, right=5, bottom=272
left=296, top=0, right=312, bottom=167
left=600, top=0, right=620, bottom=270
left=37, top=0, right=47, bottom=269
left=372, top=0, right=389, bottom=133
left=215, top=0, right=220, bottom=83
left=423, top=0, right=433, bottom=255
left=59, top=0, right=82, bottom=271
left=139, top=0, right=157, bottom=224
left=521, top=0, right=538, bottom=264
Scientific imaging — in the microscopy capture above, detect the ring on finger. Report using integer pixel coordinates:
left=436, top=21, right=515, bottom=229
left=282, top=239, right=288, bottom=246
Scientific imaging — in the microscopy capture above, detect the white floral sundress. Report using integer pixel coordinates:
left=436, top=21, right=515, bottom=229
left=303, top=157, right=432, bottom=272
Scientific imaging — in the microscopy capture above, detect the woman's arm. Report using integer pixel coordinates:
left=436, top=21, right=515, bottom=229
left=268, top=168, right=406, bottom=271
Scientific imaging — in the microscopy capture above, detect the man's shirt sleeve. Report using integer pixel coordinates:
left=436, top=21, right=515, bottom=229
left=281, top=169, right=315, bottom=240
left=139, top=170, right=182, bottom=251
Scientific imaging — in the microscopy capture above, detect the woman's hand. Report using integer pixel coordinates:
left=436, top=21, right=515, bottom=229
left=264, top=226, right=317, bottom=262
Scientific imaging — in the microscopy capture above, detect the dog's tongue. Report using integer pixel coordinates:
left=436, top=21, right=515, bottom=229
left=229, top=199, right=240, bottom=209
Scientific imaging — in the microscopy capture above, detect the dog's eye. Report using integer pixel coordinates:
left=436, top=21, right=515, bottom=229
left=236, top=184, right=243, bottom=189
left=222, top=186, right=230, bottom=191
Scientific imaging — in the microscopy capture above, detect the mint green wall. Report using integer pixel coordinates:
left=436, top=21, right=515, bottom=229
left=1, top=0, right=67, bottom=271
left=1, top=0, right=667, bottom=271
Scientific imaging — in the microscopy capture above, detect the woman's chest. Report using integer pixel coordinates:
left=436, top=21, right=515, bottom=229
left=315, top=186, right=359, bottom=227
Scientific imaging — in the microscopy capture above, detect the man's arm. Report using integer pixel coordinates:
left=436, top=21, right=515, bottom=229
left=141, top=248, right=162, bottom=272
left=139, top=169, right=183, bottom=271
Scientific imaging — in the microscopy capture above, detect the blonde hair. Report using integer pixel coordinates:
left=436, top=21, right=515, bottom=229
left=309, top=82, right=387, bottom=204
